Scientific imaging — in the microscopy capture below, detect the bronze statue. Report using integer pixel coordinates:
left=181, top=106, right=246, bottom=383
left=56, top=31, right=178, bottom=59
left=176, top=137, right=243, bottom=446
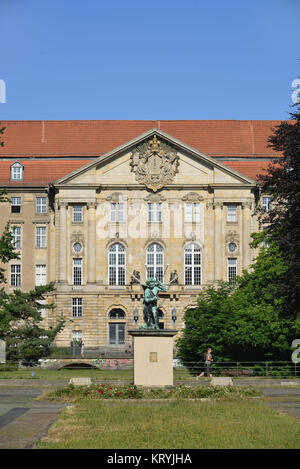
left=169, top=270, right=179, bottom=285
left=130, top=270, right=140, bottom=285
left=141, top=278, right=167, bottom=329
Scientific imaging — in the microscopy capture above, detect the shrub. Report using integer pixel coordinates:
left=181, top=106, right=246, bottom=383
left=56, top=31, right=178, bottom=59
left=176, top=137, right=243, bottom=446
left=45, top=383, right=261, bottom=401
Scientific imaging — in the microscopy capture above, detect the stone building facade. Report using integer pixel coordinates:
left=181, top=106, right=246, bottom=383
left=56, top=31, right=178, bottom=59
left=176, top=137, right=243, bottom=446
left=0, top=121, right=279, bottom=353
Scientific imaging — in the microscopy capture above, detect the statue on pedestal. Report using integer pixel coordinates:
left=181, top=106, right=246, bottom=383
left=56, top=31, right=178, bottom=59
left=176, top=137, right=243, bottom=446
left=141, top=278, right=167, bottom=330
left=169, top=270, right=179, bottom=285
left=130, top=270, right=140, bottom=285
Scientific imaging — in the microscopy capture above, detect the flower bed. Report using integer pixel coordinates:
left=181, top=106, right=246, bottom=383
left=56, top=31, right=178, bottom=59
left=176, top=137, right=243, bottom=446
left=45, top=383, right=261, bottom=402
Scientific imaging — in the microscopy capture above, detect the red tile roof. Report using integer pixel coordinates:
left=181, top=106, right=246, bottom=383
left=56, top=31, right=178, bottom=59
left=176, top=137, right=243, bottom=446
left=0, top=160, right=91, bottom=186
left=0, top=120, right=286, bottom=185
left=0, top=120, right=285, bottom=158
left=221, top=160, right=272, bottom=180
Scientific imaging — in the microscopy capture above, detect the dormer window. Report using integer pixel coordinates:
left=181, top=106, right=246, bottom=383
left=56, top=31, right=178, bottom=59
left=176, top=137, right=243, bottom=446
left=11, top=162, right=24, bottom=181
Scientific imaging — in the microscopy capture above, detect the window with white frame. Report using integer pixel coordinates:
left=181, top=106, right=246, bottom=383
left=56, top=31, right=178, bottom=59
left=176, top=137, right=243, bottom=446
left=72, top=298, right=83, bottom=317
left=11, top=226, right=21, bottom=249
left=35, top=264, right=46, bottom=286
left=262, top=197, right=272, bottom=213
left=184, top=203, right=200, bottom=223
left=146, top=243, right=164, bottom=281
left=110, top=203, right=125, bottom=222
left=11, top=264, right=21, bottom=287
left=228, top=258, right=237, bottom=284
left=184, top=243, right=201, bottom=285
left=108, top=243, right=126, bottom=285
left=10, top=162, right=23, bottom=180
left=36, top=226, right=46, bottom=248
left=227, top=204, right=237, bottom=222
left=73, top=258, right=82, bottom=285
left=73, top=205, right=83, bottom=223
left=11, top=197, right=21, bottom=213
left=36, top=197, right=47, bottom=214
left=72, top=330, right=82, bottom=341
left=109, top=323, right=125, bottom=345
left=147, top=203, right=162, bottom=223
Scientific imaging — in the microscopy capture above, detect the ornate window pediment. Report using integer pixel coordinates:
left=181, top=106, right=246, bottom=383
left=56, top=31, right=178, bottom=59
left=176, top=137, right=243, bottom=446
left=130, top=135, right=179, bottom=192
left=182, top=192, right=204, bottom=202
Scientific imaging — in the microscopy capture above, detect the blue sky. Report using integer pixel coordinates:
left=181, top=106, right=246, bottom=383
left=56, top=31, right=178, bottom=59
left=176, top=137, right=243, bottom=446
left=0, top=0, right=299, bottom=120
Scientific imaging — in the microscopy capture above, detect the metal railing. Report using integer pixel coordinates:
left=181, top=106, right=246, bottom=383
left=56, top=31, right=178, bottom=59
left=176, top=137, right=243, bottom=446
left=173, top=361, right=300, bottom=377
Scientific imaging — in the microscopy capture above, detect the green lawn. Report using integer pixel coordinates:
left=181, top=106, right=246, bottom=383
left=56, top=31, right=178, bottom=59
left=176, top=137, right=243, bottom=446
left=0, top=368, right=192, bottom=381
left=34, top=399, right=300, bottom=449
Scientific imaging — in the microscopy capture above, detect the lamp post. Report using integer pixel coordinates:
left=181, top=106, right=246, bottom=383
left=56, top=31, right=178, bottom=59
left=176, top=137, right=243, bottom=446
left=171, top=308, right=177, bottom=327
left=133, top=308, right=139, bottom=326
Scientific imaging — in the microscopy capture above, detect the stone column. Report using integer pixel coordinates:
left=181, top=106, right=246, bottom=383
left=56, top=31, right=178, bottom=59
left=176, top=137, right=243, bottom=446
left=205, top=201, right=214, bottom=284
left=58, top=201, right=68, bottom=284
left=242, top=201, right=252, bottom=270
left=48, top=210, right=56, bottom=282
left=87, top=202, right=97, bottom=284
left=214, top=202, right=223, bottom=282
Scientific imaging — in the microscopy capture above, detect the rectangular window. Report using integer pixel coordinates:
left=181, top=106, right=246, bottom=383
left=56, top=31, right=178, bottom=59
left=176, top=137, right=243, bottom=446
left=228, top=258, right=237, bottom=284
left=72, top=298, right=83, bottom=318
left=72, top=330, right=82, bottom=341
left=73, top=258, right=82, bottom=285
left=262, top=197, right=272, bottom=213
left=185, top=203, right=200, bottom=223
left=11, top=164, right=23, bottom=180
left=11, top=197, right=21, bottom=213
left=110, top=203, right=125, bottom=222
left=73, top=205, right=83, bottom=223
left=227, top=205, right=237, bottom=222
left=109, top=323, right=125, bottom=345
left=11, top=264, right=21, bottom=287
left=36, top=226, right=47, bottom=248
left=148, top=203, right=162, bottom=222
left=35, top=264, right=46, bottom=286
left=36, top=197, right=47, bottom=214
left=11, top=226, right=21, bottom=249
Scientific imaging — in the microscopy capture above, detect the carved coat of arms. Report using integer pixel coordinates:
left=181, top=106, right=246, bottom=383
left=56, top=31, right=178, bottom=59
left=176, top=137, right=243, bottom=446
left=130, top=135, right=179, bottom=192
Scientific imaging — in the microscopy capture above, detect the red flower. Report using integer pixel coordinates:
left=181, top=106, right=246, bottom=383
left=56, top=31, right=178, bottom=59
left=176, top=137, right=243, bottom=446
left=118, top=391, right=122, bottom=395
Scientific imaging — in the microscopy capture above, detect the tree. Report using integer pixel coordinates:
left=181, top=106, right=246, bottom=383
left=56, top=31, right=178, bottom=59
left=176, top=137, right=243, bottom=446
left=177, top=233, right=300, bottom=365
left=258, top=101, right=300, bottom=316
left=0, top=195, right=65, bottom=360
left=0, top=283, right=64, bottom=360
left=0, top=122, right=5, bottom=148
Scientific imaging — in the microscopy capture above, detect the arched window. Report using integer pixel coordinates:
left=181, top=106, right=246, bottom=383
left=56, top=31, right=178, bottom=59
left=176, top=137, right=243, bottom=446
left=157, top=308, right=164, bottom=330
left=184, top=243, right=201, bottom=285
left=146, top=243, right=164, bottom=282
left=109, top=308, right=126, bottom=319
left=108, top=243, right=126, bottom=285
left=109, top=308, right=126, bottom=346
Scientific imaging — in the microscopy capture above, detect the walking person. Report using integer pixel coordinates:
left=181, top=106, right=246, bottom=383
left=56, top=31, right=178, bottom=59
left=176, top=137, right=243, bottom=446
left=196, top=347, right=213, bottom=379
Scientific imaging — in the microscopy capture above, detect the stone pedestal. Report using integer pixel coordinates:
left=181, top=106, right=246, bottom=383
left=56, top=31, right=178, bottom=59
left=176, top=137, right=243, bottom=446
left=128, top=329, right=178, bottom=387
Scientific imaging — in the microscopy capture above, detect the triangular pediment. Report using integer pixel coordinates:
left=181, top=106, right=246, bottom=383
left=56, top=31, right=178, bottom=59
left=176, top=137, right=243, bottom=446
left=53, top=128, right=256, bottom=188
